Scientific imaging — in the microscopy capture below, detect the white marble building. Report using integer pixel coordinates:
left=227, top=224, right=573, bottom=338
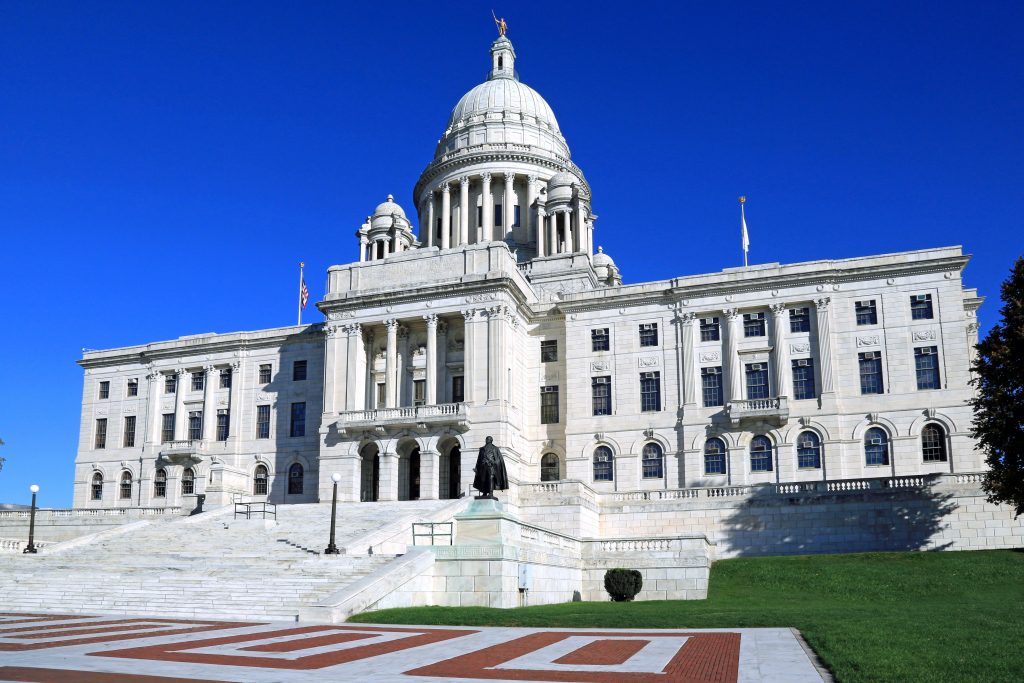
left=73, top=34, right=984, bottom=515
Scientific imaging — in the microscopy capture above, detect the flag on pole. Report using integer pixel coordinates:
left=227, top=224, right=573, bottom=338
left=297, top=261, right=308, bottom=326
left=739, top=196, right=750, bottom=267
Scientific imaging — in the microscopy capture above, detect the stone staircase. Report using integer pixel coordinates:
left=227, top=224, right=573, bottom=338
left=0, top=499, right=459, bottom=621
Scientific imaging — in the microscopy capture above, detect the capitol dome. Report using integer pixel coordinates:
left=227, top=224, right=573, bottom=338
left=445, top=79, right=561, bottom=136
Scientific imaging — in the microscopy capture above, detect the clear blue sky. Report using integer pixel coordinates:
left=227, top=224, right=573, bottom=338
left=1, top=1, right=1021, bottom=506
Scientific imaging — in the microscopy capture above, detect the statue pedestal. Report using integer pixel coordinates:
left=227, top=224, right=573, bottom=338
left=454, top=497, right=520, bottom=545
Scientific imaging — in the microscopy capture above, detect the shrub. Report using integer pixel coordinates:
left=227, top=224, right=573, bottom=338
left=603, top=568, right=643, bottom=602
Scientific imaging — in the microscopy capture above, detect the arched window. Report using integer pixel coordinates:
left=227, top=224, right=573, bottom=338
left=704, top=438, right=727, bottom=475
left=921, top=423, right=947, bottom=462
left=641, top=442, right=664, bottom=479
left=288, top=463, right=304, bottom=495
left=593, top=446, right=613, bottom=482
left=796, top=432, right=821, bottom=469
left=181, top=467, right=195, bottom=495
left=540, top=453, right=560, bottom=482
left=254, top=464, right=269, bottom=495
left=119, top=471, right=132, bottom=499
left=750, top=435, right=773, bottom=472
left=864, top=427, right=890, bottom=466
left=154, top=469, right=167, bottom=498
left=91, top=472, right=103, bottom=500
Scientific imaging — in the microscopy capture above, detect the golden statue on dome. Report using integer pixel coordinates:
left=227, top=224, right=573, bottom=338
left=492, top=11, right=508, bottom=37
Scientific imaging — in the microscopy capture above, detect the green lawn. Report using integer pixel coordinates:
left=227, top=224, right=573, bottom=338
left=351, top=549, right=1024, bottom=683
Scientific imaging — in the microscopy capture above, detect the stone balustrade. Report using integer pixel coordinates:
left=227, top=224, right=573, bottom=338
left=725, top=396, right=789, bottom=426
left=0, top=507, right=180, bottom=520
left=337, top=402, right=468, bottom=430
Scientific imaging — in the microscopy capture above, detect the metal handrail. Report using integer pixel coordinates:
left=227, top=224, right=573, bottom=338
left=412, top=521, right=453, bottom=546
left=234, top=502, right=277, bottom=520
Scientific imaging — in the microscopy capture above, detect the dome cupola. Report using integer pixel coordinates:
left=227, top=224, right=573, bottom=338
left=357, top=194, right=415, bottom=262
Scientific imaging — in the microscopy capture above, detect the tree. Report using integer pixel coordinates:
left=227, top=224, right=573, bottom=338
left=972, top=256, right=1024, bottom=516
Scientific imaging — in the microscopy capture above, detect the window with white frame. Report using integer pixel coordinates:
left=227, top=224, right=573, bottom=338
left=253, top=464, right=269, bottom=495
left=181, top=467, right=195, bottom=495
left=855, top=300, right=878, bottom=326
left=639, top=323, right=658, bottom=347
left=743, top=312, right=766, bottom=337
left=165, top=374, right=177, bottom=394
left=191, top=371, right=205, bottom=392
left=540, top=340, right=558, bottom=363
left=915, top=346, right=940, bottom=390
left=789, top=307, right=811, bottom=333
left=119, top=471, right=132, bottom=499
left=540, top=386, right=559, bottom=424
left=922, top=423, right=948, bottom=462
left=750, top=435, right=773, bottom=472
left=188, top=411, right=203, bottom=441
left=699, top=317, right=720, bottom=342
left=640, top=372, right=661, bottom=412
left=540, top=453, right=560, bottom=482
left=91, top=472, right=103, bottom=500
left=910, top=294, right=934, bottom=320
left=256, top=405, right=271, bottom=439
left=153, top=469, right=166, bottom=498
left=704, top=437, right=727, bottom=474
left=592, top=376, right=612, bottom=415
left=797, top=431, right=821, bottom=469
left=258, top=364, right=272, bottom=384
left=94, top=418, right=107, bottom=449
left=216, top=409, right=229, bottom=441
left=161, top=413, right=174, bottom=443
left=859, top=352, right=884, bottom=394
left=593, top=446, right=613, bottom=481
left=126, top=378, right=138, bottom=397
left=792, top=359, right=816, bottom=400
left=123, top=415, right=136, bottom=448
left=864, top=427, right=890, bottom=466
left=745, top=363, right=770, bottom=400
left=98, top=381, right=110, bottom=400
left=642, top=442, right=664, bottom=479
left=702, top=367, right=723, bottom=407
left=591, top=328, right=610, bottom=351
left=219, top=368, right=232, bottom=388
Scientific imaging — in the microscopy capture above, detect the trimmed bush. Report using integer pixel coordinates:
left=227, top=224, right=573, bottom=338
left=603, top=568, right=643, bottom=602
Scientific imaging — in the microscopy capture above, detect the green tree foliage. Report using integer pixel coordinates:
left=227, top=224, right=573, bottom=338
left=603, top=568, right=643, bottom=602
left=972, top=256, right=1024, bottom=516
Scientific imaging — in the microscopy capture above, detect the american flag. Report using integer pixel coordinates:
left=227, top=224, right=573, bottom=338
left=299, top=276, right=309, bottom=310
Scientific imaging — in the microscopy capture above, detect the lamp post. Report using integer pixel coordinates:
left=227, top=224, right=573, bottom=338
left=23, top=484, right=39, bottom=554
left=324, top=473, right=341, bottom=555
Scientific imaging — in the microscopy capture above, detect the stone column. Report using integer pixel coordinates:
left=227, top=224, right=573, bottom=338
left=440, top=182, right=451, bottom=250
left=575, top=194, right=587, bottom=255
left=420, top=449, right=440, bottom=500
left=424, top=314, right=438, bottom=405
left=426, top=193, right=435, bottom=248
left=173, top=369, right=186, bottom=440
left=724, top=310, right=743, bottom=402
left=770, top=304, right=790, bottom=397
left=487, top=305, right=507, bottom=402
left=359, top=231, right=368, bottom=262
left=364, top=329, right=376, bottom=409
left=481, top=172, right=493, bottom=242
left=536, top=208, right=546, bottom=256
left=562, top=210, right=573, bottom=253
left=378, top=448, right=399, bottom=502
left=398, top=325, right=410, bottom=406
left=527, top=174, right=538, bottom=245
left=202, top=365, right=216, bottom=441
left=462, top=309, right=477, bottom=403
left=345, top=323, right=363, bottom=410
left=227, top=360, right=242, bottom=445
left=382, top=238, right=390, bottom=258
left=384, top=319, right=398, bottom=408
left=146, top=368, right=162, bottom=444
left=814, top=297, right=835, bottom=394
left=458, top=176, right=470, bottom=245
left=676, top=312, right=697, bottom=406
left=503, top=171, right=515, bottom=240
left=324, top=325, right=344, bottom=413
left=437, top=320, right=449, bottom=402
left=548, top=212, right=557, bottom=254
left=967, top=319, right=980, bottom=382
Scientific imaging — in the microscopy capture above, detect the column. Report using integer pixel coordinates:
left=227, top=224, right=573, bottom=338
left=345, top=323, right=363, bottom=410
left=771, top=304, right=790, bottom=397
left=458, top=177, right=470, bottom=245
left=548, top=212, right=557, bottom=255
left=424, top=314, right=438, bottom=405
left=358, top=224, right=368, bottom=262
left=384, top=319, right=398, bottom=408
left=437, top=320, right=449, bottom=402
left=227, top=359, right=242, bottom=444
left=562, top=210, right=573, bottom=252
left=575, top=195, right=587, bottom=255
left=462, top=310, right=476, bottom=403
left=324, top=325, right=344, bottom=413
left=440, top=182, right=451, bottom=250
left=537, top=208, right=547, bottom=256
left=173, top=369, right=186, bottom=440
left=398, top=325, right=410, bottom=406
left=503, top=171, right=515, bottom=240
left=369, top=239, right=377, bottom=261
left=724, top=310, right=743, bottom=402
left=202, top=365, right=216, bottom=441
left=426, top=193, right=435, bottom=248
left=815, top=297, right=835, bottom=394
left=420, top=449, right=440, bottom=500
left=378, top=447, right=399, bottom=502
left=382, top=239, right=390, bottom=258
left=677, top=312, right=697, bottom=405
left=527, top=174, right=538, bottom=245
left=364, top=329, right=375, bottom=409
left=146, top=368, right=162, bottom=445
left=487, top=305, right=507, bottom=402
left=481, top=172, right=493, bottom=242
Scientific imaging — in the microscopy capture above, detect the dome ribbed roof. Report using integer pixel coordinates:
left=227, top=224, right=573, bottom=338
left=373, top=194, right=406, bottom=218
left=446, top=78, right=561, bottom=135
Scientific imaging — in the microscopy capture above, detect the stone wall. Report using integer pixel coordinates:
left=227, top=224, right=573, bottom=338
left=0, top=507, right=181, bottom=543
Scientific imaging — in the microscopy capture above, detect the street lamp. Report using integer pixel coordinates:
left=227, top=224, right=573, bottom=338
left=324, top=473, right=341, bottom=555
left=23, top=484, right=39, bottom=554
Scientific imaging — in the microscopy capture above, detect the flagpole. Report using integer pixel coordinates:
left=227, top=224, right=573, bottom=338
left=739, top=196, right=749, bottom=267
left=297, top=261, right=304, bottom=326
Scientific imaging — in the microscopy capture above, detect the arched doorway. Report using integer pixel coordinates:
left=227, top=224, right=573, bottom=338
left=448, top=446, right=461, bottom=499
left=408, top=448, right=421, bottom=500
left=360, top=443, right=379, bottom=502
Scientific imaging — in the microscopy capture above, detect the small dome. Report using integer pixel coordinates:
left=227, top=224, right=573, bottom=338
left=547, top=171, right=575, bottom=189
left=373, top=194, right=406, bottom=219
left=592, top=245, right=614, bottom=267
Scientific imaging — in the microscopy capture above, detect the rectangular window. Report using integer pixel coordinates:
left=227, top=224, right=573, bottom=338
left=855, top=300, right=878, bottom=326
left=476, top=205, right=483, bottom=227
left=791, top=359, right=817, bottom=400
left=640, top=372, right=661, bottom=412
left=165, top=375, right=177, bottom=394
left=219, top=368, right=232, bottom=388
left=859, top=351, right=884, bottom=394
left=413, top=379, right=426, bottom=406
left=290, top=402, right=306, bottom=438
left=188, top=411, right=203, bottom=441
left=452, top=376, right=465, bottom=403
left=293, top=360, right=307, bottom=381
left=789, top=307, right=811, bottom=333
left=591, top=328, right=609, bottom=352
left=126, top=378, right=138, bottom=397
left=745, top=363, right=770, bottom=400
left=376, top=383, right=386, bottom=408
left=540, top=340, right=558, bottom=363
left=639, top=323, right=658, bottom=347
left=98, top=381, right=110, bottom=400
left=94, top=418, right=107, bottom=449
left=123, top=415, right=136, bottom=448
left=592, top=376, right=612, bottom=416
left=258, top=364, right=272, bottom=384
left=701, top=367, right=723, bottom=407
left=540, top=386, right=559, bottom=424
left=743, top=312, right=766, bottom=337
left=911, top=293, right=934, bottom=320
left=495, top=203, right=503, bottom=226
left=216, top=410, right=229, bottom=441
left=915, top=346, right=941, bottom=390
left=699, top=317, right=720, bottom=342
left=256, top=405, right=271, bottom=439
left=161, top=413, right=175, bottom=443
left=191, top=371, right=205, bottom=392
left=513, top=205, right=521, bottom=228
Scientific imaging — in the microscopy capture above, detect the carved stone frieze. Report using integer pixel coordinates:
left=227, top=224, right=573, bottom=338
left=699, top=351, right=720, bottom=362
left=789, top=343, right=811, bottom=355
left=912, top=330, right=937, bottom=341
left=638, top=357, right=659, bottom=368
left=591, top=361, right=611, bottom=372
left=856, top=335, right=880, bottom=347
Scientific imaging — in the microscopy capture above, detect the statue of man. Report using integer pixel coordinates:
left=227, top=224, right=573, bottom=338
left=472, top=436, right=508, bottom=499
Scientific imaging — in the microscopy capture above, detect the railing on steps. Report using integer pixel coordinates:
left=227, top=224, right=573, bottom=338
left=234, top=502, right=277, bottom=520
left=0, top=507, right=180, bottom=519
left=411, top=522, right=453, bottom=546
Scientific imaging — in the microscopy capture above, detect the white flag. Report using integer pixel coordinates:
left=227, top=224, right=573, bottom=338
left=741, top=204, right=750, bottom=253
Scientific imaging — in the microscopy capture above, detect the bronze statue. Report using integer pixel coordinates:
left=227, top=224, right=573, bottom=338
left=472, top=436, right=508, bottom=499
left=492, top=11, right=508, bottom=37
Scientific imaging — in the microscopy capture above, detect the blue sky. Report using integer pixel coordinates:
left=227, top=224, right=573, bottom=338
left=1, top=1, right=1021, bottom=506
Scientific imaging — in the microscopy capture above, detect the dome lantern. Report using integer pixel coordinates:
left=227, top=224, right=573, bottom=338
left=490, top=35, right=516, bottom=80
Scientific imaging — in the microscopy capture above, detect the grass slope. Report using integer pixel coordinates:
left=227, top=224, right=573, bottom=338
left=351, top=550, right=1024, bottom=683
